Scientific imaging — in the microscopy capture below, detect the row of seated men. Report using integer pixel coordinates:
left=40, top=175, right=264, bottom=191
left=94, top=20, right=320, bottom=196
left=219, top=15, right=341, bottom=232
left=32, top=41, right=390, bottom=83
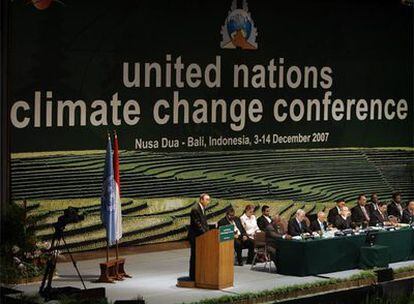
left=217, top=192, right=414, bottom=266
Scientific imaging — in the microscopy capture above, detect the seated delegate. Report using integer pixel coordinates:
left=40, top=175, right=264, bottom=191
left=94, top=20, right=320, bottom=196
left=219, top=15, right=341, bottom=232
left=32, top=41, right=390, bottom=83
left=257, top=205, right=272, bottom=231
left=351, top=194, right=370, bottom=227
left=288, top=209, right=311, bottom=237
left=401, top=200, right=414, bottom=224
left=328, top=199, right=346, bottom=225
left=265, top=215, right=290, bottom=264
left=367, top=193, right=381, bottom=217
left=334, top=206, right=352, bottom=230
left=310, top=211, right=328, bottom=233
left=370, top=202, right=394, bottom=226
left=218, top=207, right=254, bottom=266
left=240, top=204, right=261, bottom=240
left=387, top=192, right=405, bottom=222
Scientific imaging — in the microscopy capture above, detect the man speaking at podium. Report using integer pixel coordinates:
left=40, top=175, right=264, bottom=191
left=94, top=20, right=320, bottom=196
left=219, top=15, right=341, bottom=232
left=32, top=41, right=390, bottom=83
left=188, top=193, right=210, bottom=281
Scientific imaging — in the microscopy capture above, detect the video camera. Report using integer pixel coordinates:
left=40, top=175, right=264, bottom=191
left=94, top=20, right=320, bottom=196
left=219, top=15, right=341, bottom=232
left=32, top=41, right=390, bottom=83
left=40, top=206, right=86, bottom=298
left=54, top=207, right=85, bottom=231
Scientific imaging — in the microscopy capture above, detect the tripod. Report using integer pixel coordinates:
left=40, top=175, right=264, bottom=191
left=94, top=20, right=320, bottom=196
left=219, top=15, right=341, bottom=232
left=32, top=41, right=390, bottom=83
left=39, top=223, right=87, bottom=297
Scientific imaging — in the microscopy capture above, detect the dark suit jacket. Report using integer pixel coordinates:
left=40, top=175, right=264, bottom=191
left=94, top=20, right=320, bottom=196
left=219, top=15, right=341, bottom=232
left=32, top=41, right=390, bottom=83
left=369, top=209, right=387, bottom=226
left=328, top=206, right=340, bottom=224
left=288, top=218, right=311, bottom=236
left=401, top=209, right=414, bottom=224
left=265, top=223, right=284, bottom=254
left=310, top=219, right=328, bottom=232
left=334, top=215, right=352, bottom=230
left=366, top=203, right=379, bottom=217
left=351, top=205, right=370, bottom=225
left=188, top=203, right=209, bottom=240
left=217, top=216, right=247, bottom=238
left=387, top=202, right=404, bottom=221
left=257, top=215, right=271, bottom=231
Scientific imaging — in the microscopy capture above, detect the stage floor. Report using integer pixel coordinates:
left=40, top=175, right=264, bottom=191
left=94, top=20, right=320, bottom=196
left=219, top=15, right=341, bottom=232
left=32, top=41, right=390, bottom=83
left=15, top=248, right=414, bottom=304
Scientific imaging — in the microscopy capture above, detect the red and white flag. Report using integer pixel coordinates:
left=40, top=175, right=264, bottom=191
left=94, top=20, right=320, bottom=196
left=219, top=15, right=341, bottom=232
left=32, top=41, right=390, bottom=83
left=112, top=131, right=123, bottom=241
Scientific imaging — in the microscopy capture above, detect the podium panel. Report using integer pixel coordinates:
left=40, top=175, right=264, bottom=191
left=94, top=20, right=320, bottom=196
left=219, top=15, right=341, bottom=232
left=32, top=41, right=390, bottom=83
left=195, top=227, right=234, bottom=289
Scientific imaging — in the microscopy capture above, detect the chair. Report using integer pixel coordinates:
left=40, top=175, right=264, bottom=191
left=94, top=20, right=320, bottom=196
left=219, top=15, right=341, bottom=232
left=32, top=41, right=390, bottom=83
left=279, top=219, right=288, bottom=235
left=303, top=216, right=311, bottom=229
left=250, top=231, right=274, bottom=272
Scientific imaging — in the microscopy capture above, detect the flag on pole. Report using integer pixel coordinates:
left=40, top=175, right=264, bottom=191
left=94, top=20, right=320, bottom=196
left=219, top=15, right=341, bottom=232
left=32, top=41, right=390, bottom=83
left=101, top=134, right=118, bottom=246
left=113, top=131, right=123, bottom=241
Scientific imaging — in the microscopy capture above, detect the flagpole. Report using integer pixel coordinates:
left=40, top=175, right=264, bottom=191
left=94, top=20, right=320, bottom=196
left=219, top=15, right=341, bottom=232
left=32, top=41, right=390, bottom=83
left=106, top=239, right=110, bottom=263
left=106, top=130, right=110, bottom=264
left=98, top=132, right=118, bottom=283
left=114, top=129, right=120, bottom=262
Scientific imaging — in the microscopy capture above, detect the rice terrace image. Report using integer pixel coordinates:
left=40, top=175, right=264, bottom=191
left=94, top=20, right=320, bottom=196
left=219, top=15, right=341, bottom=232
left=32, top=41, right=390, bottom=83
left=11, top=148, right=414, bottom=252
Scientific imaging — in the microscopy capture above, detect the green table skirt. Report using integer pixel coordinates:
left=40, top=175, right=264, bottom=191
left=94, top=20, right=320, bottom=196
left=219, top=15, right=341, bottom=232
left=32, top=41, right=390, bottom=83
left=275, top=228, right=414, bottom=276
left=359, top=245, right=390, bottom=269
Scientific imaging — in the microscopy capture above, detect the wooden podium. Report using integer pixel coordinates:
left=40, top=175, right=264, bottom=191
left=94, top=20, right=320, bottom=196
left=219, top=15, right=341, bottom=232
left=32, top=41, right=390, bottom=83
left=195, top=226, right=234, bottom=289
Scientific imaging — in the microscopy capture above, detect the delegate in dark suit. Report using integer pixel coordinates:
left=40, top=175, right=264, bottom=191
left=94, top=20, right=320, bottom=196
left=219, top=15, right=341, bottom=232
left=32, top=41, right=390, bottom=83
left=369, top=209, right=387, bottom=226
left=288, top=218, right=311, bottom=236
left=265, top=223, right=284, bottom=264
left=257, top=215, right=271, bottom=231
left=351, top=205, right=370, bottom=226
left=188, top=203, right=209, bottom=280
left=387, top=202, right=404, bottom=221
left=327, top=207, right=340, bottom=225
left=334, top=215, right=352, bottom=230
left=218, top=216, right=254, bottom=265
left=366, top=203, right=379, bottom=218
left=401, top=208, right=414, bottom=224
left=310, top=219, right=328, bottom=232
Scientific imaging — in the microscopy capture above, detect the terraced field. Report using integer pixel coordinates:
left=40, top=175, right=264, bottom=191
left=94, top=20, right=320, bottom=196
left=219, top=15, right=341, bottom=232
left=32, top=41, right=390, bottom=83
left=10, top=148, right=413, bottom=251
left=11, top=148, right=414, bottom=202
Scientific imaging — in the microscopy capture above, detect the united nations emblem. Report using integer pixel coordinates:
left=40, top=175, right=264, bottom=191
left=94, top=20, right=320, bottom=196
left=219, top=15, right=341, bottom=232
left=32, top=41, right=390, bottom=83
left=220, top=0, right=258, bottom=50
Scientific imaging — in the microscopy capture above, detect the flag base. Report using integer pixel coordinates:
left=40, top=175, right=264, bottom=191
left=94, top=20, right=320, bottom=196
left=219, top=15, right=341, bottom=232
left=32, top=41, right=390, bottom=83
left=96, top=258, right=131, bottom=283
left=117, top=258, right=132, bottom=278
left=96, top=259, right=117, bottom=283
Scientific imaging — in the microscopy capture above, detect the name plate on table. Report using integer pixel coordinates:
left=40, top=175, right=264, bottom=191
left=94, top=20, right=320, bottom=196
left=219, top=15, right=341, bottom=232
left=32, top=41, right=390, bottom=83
left=219, top=225, right=234, bottom=242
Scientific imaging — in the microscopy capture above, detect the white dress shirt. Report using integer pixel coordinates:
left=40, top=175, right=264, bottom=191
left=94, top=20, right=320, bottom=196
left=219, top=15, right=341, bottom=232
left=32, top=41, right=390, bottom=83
left=240, top=214, right=260, bottom=238
left=296, top=218, right=303, bottom=229
left=396, top=203, right=403, bottom=216
left=318, top=219, right=326, bottom=232
left=198, top=203, right=205, bottom=214
left=361, top=206, right=370, bottom=221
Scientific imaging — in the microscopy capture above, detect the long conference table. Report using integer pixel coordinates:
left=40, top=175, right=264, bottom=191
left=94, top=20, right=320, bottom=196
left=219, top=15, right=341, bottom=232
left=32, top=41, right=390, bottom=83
left=275, top=228, right=414, bottom=276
